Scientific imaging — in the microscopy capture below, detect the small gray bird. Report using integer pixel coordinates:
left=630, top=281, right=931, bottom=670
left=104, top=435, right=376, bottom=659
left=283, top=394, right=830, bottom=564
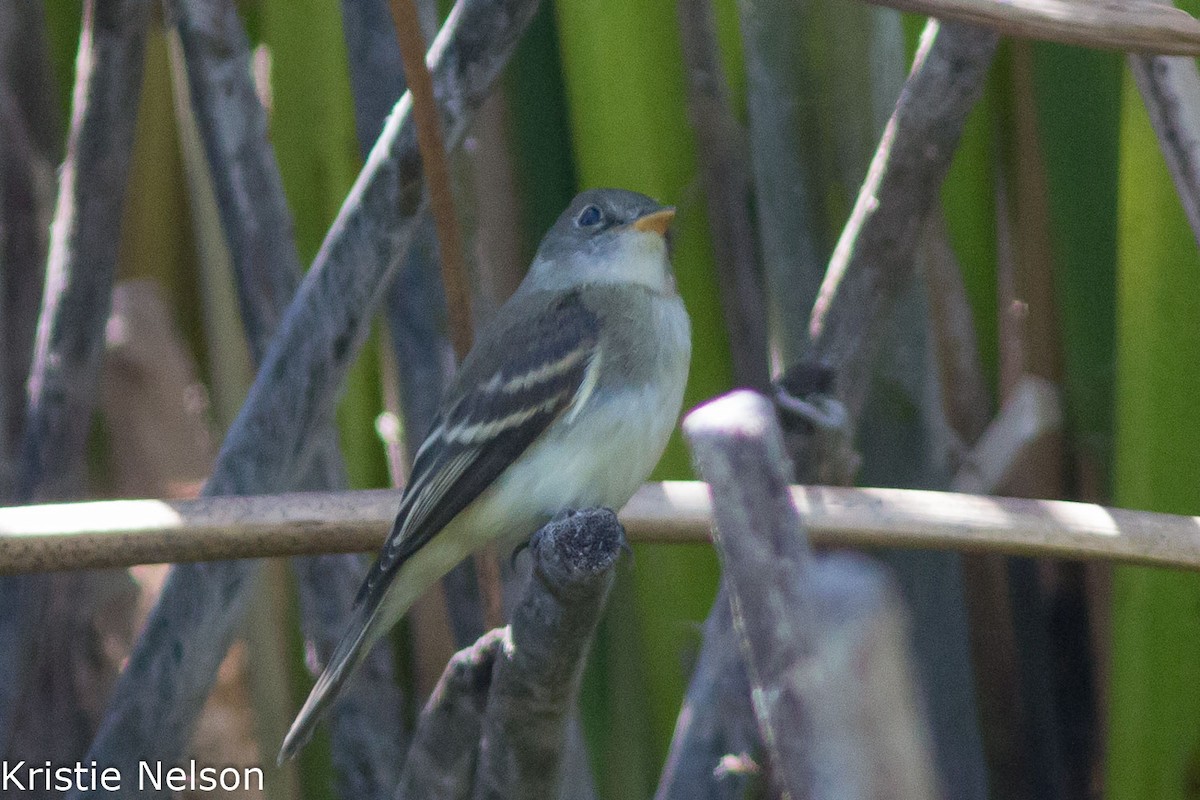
left=279, top=188, right=692, bottom=760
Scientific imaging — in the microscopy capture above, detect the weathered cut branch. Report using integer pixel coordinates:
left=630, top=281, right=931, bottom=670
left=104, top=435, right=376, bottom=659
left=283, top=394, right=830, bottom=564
left=806, top=19, right=998, bottom=428
left=472, top=508, right=622, bottom=800
left=953, top=375, right=1062, bottom=495
left=396, top=628, right=504, bottom=799
left=797, top=553, right=940, bottom=799
left=683, top=391, right=818, bottom=799
left=70, top=1, right=542, bottom=794
left=685, top=392, right=940, bottom=799
left=862, top=0, right=1200, bottom=56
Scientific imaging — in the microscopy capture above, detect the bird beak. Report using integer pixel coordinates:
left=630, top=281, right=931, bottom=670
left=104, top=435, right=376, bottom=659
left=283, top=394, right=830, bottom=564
left=632, top=207, right=676, bottom=237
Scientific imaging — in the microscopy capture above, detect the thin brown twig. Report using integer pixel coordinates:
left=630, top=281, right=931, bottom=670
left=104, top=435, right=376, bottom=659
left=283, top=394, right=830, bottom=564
left=388, top=0, right=474, bottom=359
left=388, top=0, right=505, bottom=634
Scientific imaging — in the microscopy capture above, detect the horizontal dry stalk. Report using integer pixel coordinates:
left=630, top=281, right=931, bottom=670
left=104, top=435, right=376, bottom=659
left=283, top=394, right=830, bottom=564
left=861, top=0, right=1200, bottom=55
left=2, top=481, right=1198, bottom=575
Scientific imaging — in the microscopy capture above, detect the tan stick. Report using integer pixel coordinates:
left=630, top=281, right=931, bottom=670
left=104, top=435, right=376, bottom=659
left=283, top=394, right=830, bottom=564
left=3, top=482, right=1200, bottom=575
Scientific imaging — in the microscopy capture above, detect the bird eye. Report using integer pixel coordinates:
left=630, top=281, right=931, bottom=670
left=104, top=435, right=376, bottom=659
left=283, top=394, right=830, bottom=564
left=575, top=204, right=603, bottom=228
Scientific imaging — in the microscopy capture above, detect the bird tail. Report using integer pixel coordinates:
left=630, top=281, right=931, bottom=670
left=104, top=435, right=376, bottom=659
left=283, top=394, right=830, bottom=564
left=278, top=525, right=481, bottom=763
left=277, top=598, right=385, bottom=764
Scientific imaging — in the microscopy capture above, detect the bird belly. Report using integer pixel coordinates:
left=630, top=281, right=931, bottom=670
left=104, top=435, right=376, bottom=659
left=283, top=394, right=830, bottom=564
left=458, top=291, right=689, bottom=550
left=466, top=382, right=683, bottom=550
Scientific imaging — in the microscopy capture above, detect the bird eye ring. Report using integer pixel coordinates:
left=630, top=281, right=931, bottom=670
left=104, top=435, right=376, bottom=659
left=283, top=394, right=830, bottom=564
left=575, top=204, right=603, bottom=228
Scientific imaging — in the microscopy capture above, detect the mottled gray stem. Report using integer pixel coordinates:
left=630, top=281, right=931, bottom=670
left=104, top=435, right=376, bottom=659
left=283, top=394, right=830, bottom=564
left=684, top=391, right=939, bottom=800
left=70, top=1, right=542, bottom=795
left=395, top=628, right=505, bottom=799
left=472, top=508, right=622, bottom=800
left=683, top=391, right=817, bottom=799
left=19, top=0, right=151, bottom=500
left=653, top=583, right=761, bottom=800
left=1, top=0, right=149, bottom=779
left=800, top=553, right=939, bottom=800
left=166, top=0, right=299, bottom=353
left=168, top=1, right=406, bottom=794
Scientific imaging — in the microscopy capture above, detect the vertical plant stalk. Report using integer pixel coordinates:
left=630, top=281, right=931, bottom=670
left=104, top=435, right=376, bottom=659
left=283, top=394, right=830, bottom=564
left=676, top=0, right=770, bottom=390
left=70, top=1, right=542, bottom=794
left=1001, top=41, right=1074, bottom=800
left=389, top=0, right=474, bottom=359
left=0, top=0, right=150, bottom=770
left=922, top=211, right=991, bottom=450
left=166, top=1, right=407, bottom=794
left=20, top=0, right=151, bottom=501
left=805, top=19, right=1000, bottom=428
left=0, top=0, right=60, bottom=485
left=0, top=2, right=60, bottom=755
left=735, top=0, right=828, bottom=360
left=341, top=0, right=420, bottom=154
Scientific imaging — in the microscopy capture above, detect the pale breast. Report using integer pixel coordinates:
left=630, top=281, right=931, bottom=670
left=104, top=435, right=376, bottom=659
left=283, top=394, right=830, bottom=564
left=478, top=291, right=690, bottom=547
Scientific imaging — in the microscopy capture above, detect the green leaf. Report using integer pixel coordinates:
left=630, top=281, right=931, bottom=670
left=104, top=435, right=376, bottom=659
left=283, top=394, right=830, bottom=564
left=1107, top=67, right=1200, bottom=800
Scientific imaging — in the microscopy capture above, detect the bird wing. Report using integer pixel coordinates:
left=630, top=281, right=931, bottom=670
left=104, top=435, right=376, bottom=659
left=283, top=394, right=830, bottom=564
left=354, top=290, right=601, bottom=610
